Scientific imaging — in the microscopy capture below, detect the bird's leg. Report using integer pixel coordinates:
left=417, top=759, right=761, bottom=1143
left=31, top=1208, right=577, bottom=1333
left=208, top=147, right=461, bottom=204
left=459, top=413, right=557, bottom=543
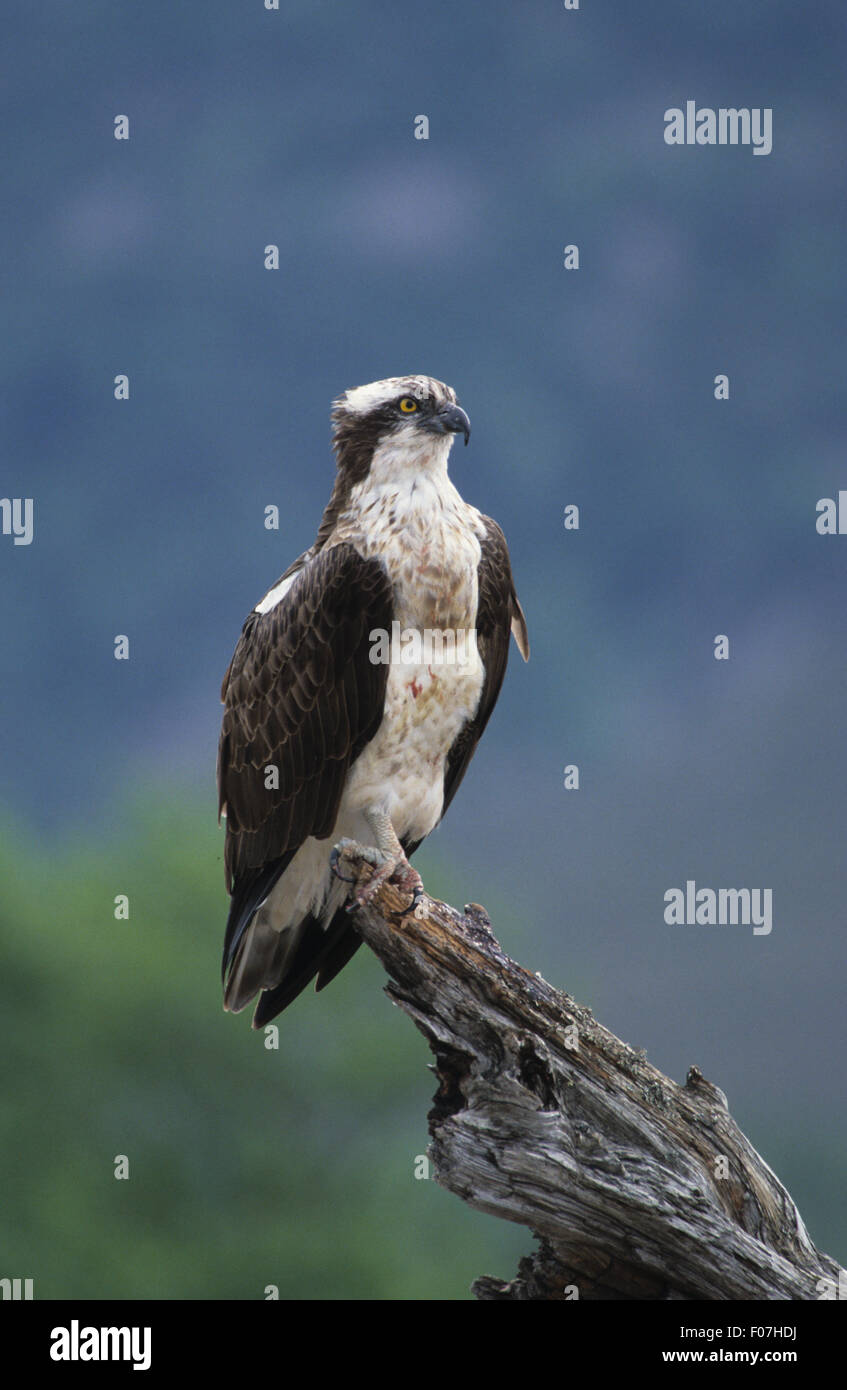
left=330, top=809, right=424, bottom=916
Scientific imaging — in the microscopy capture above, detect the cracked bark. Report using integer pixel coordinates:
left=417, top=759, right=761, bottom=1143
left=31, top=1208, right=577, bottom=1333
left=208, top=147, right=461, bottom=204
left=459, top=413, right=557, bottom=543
left=345, top=866, right=844, bottom=1301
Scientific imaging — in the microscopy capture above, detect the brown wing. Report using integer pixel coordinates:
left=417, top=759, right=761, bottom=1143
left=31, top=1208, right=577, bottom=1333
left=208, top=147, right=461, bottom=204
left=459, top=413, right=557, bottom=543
left=218, top=542, right=394, bottom=977
left=437, top=515, right=528, bottom=832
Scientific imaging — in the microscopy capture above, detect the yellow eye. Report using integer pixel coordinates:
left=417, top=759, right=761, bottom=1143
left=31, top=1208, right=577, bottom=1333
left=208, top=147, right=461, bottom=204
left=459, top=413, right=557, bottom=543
left=399, top=397, right=418, bottom=413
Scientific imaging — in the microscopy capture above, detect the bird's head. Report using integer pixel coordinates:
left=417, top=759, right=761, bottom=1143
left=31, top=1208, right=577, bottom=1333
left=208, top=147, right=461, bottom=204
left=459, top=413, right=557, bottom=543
left=331, top=375, right=471, bottom=487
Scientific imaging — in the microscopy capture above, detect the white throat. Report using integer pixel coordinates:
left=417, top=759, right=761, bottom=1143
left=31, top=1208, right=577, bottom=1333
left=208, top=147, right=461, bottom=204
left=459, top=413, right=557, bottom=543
left=361, top=431, right=455, bottom=495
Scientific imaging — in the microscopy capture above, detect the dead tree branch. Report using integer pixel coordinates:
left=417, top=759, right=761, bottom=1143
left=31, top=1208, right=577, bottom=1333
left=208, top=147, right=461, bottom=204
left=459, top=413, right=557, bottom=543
left=347, top=868, right=844, bottom=1301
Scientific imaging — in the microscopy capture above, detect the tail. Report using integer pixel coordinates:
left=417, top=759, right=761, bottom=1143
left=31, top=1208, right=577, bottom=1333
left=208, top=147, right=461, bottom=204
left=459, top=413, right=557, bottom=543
left=222, top=895, right=362, bottom=1028
left=222, top=834, right=417, bottom=1027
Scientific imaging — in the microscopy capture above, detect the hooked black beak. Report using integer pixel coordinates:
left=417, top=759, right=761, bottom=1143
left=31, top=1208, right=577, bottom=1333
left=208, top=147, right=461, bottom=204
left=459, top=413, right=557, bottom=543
left=423, top=403, right=471, bottom=446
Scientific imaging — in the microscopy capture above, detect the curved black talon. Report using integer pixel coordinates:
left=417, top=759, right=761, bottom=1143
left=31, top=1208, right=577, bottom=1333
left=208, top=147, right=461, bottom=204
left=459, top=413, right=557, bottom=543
left=395, top=883, right=425, bottom=920
left=329, top=846, right=356, bottom=884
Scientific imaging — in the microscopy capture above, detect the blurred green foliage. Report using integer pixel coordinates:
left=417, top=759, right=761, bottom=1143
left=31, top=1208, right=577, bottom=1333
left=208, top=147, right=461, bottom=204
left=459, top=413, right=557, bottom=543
left=0, top=796, right=529, bottom=1299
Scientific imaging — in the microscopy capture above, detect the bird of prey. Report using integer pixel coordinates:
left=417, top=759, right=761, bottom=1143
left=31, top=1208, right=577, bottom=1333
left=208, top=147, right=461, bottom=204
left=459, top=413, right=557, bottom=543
left=217, top=374, right=529, bottom=1027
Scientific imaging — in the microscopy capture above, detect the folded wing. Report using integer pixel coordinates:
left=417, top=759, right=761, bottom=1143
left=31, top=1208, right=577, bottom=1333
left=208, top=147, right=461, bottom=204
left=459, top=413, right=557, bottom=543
left=217, top=542, right=394, bottom=998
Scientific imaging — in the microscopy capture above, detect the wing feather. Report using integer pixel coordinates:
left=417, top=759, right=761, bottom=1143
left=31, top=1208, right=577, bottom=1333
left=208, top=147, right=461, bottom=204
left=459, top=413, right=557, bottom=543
left=440, top=515, right=528, bottom=826
left=218, top=542, right=394, bottom=980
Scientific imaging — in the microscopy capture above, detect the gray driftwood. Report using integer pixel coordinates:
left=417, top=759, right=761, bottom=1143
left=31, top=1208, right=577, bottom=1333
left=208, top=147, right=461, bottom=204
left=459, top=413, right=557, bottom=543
left=345, top=865, right=844, bottom=1301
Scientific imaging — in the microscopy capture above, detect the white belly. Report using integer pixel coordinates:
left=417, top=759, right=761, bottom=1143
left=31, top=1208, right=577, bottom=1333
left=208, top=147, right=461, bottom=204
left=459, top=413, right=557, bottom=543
left=341, top=635, right=485, bottom=843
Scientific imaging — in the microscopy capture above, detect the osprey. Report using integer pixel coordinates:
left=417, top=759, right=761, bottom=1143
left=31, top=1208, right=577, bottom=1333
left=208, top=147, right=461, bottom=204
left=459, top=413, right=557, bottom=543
left=217, top=375, right=529, bottom=1027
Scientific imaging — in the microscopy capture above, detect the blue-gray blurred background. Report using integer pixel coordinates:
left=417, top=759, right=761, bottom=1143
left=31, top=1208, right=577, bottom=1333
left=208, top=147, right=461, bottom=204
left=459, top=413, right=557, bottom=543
left=2, top=0, right=845, bottom=1298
